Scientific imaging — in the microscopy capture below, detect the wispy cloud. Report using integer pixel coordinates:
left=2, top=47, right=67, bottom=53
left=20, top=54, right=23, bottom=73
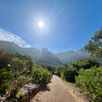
left=0, top=28, right=31, bottom=48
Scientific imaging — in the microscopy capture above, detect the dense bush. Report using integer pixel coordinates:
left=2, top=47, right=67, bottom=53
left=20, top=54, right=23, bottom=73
left=6, top=77, right=26, bottom=99
left=72, top=58, right=99, bottom=69
left=61, top=58, right=99, bottom=83
left=0, top=52, right=32, bottom=98
left=32, top=66, right=51, bottom=85
left=61, top=65, right=78, bottom=82
left=10, top=54, right=33, bottom=77
left=76, top=66, right=102, bottom=102
left=0, top=50, right=52, bottom=101
left=47, top=65, right=65, bottom=77
left=0, top=68, right=12, bottom=95
left=0, top=50, right=58, bottom=101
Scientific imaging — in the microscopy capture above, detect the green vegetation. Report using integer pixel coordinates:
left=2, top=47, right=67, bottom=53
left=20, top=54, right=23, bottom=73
left=60, top=29, right=102, bottom=102
left=60, top=58, right=102, bottom=102
left=0, top=67, right=12, bottom=94
left=0, top=28, right=102, bottom=102
left=60, top=58, right=99, bottom=82
left=0, top=49, right=51, bottom=101
left=32, top=66, right=51, bottom=85
left=47, top=65, right=63, bottom=76
left=85, top=29, right=102, bottom=57
left=76, top=67, right=102, bottom=102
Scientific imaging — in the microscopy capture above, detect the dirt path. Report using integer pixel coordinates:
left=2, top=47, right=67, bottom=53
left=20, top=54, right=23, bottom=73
left=30, top=75, right=82, bottom=102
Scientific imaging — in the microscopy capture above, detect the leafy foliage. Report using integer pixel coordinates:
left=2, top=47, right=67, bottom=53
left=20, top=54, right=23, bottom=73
left=0, top=50, right=51, bottom=100
left=32, top=66, right=51, bottom=85
left=10, top=53, right=33, bottom=78
left=85, top=29, right=102, bottom=57
left=76, top=66, right=102, bottom=102
left=61, top=58, right=99, bottom=82
left=0, top=67, right=12, bottom=95
left=0, top=52, right=32, bottom=97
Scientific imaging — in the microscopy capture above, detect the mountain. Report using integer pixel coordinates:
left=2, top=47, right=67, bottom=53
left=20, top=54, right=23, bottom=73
left=0, top=28, right=62, bottom=66
left=0, top=28, right=90, bottom=66
left=0, top=40, right=90, bottom=65
left=56, top=50, right=90, bottom=64
left=37, top=48, right=62, bottom=66
left=0, top=41, right=61, bottom=66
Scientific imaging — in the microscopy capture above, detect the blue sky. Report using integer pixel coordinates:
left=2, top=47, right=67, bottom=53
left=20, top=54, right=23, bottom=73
left=0, top=0, right=102, bottom=52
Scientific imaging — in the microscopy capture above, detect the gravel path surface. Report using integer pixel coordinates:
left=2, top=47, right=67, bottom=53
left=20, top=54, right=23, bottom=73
left=31, top=75, right=79, bottom=102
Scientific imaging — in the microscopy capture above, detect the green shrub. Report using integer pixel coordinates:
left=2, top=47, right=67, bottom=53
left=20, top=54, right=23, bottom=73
left=0, top=68, right=12, bottom=95
left=60, top=71, right=65, bottom=79
left=76, top=66, right=102, bottom=102
left=32, top=67, right=51, bottom=85
left=0, top=80, right=12, bottom=95
left=63, top=65, right=78, bottom=82
left=6, top=77, right=26, bottom=98
left=10, top=54, right=33, bottom=76
left=16, top=92, right=27, bottom=102
left=61, top=58, right=99, bottom=83
left=72, top=58, right=99, bottom=69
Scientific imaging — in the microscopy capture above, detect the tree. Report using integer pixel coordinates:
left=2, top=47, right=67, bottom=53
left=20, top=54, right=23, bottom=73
left=85, top=29, right=102, bottom=57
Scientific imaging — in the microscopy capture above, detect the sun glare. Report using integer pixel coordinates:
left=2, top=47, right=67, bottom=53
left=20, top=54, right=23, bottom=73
left=37, top=21, right=45, bottom=28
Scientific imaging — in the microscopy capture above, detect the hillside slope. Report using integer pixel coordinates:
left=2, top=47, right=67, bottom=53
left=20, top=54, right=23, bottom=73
left=56, top=50, right=90, bottom=64
left=0, top=41, right=61, bottom=66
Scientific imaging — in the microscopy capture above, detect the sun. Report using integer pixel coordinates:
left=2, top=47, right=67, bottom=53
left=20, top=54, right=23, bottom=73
left=37, top=21, right=45, bottom=28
